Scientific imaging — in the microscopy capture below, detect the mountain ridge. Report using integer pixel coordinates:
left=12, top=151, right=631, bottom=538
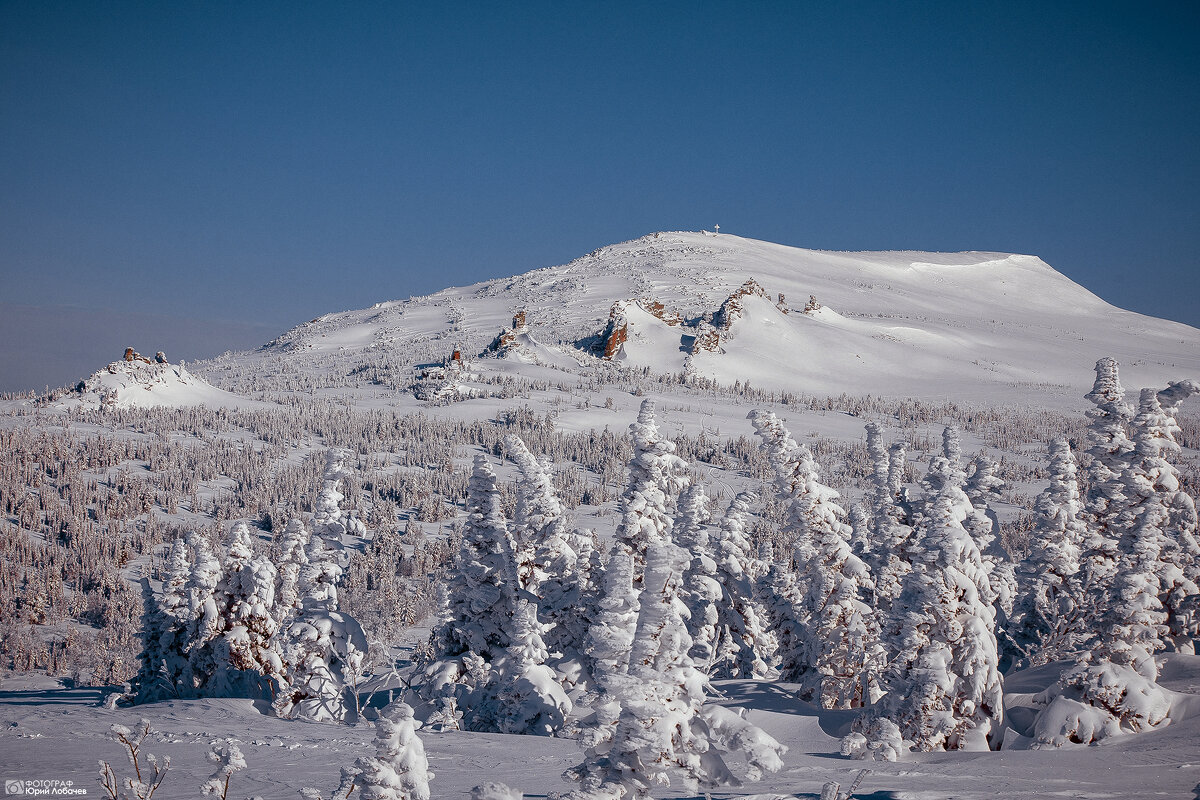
left=220, top=231, right=1197, bottom=409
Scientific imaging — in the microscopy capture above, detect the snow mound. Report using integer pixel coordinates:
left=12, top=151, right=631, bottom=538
left=60, top=357, right=269, bottom=410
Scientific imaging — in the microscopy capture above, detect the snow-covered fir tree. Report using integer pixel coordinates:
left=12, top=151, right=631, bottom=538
left=674, top=484, right=721, bottom=669
left=709, top=492, right=779, bottom=680
left=274, top=517, right=311, bottom=621
left=135, top=537, right=192, bottom=702
left=274, top=463, right=368, bottom=722
left=750, top=410, right=880, bottom=705
left=565, top=542, right=784, bottom=799
left=584, top=548, right=639, bottom=695
left=1078, top=357, right=1136, bottom=626
left=1135, top=383, right=1200, bottom=652
left=965, top=453, right=1016, bottom=620
left=421, top=454, right=523, bottom=728
left=1034, top=442, right=1176, bottom=746
left=183, top=529, right=223, bottom=695
left=504, top=433, right=592, bottom=670
left=488, top=597, right=572, bottom=735
left=354, top=702, right=434, bottom=800
left=863, top=423, right=913, bottom=618
left=614, top=399, right=690, bottom=587
left=212, top=522, right=282, bottom=697
left=312, top=449, right=368, bottom=545
left=849, top=481, right=1003, bottom=757
left=1009, top=438, right=1088, bottom=667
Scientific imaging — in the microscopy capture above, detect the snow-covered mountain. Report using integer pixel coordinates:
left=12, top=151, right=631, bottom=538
left=236, top=231, right=1200, bottom=408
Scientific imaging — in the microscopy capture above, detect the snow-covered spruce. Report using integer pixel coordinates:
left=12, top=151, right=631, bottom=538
left=486, top=597, right=572, bottom=735
left=708, top=491, right=780, bottom=680
left=274, top=531, right=368, bottom=722
left=1008, top=438, right=1088, bottom=667
left=134, top=537, right=193, bottom=703
left=182, top=529, right=223, bottom=696
left=211, top=521, right=282, bottom=698
left=273, top=454, right=369, bottom=722
left=965, top=453, right=1016, bottom=621
left=750, top=410, right=880, bottom=706
left=1078, top=357, right=1136, bottom=629
left=674, top=483, right=721, bottom=670
left=613, top=398, right=690, bottom=588
left=420, top=454, right=516, bottom=722
left=1137, top=382, right=1200, bottom=653
left=848, top=484, right=1003, bottom=757
left=274, top=517, right=312, bottom=621
left=564, top=542, right=784, bottom=799
left=503, top=433, right=594, bottom=675
left=354, top=702, right=434, bottom=800
left=1032, top=388, right=1194, bottom=746
left=862, top=423, right=913, bottom=626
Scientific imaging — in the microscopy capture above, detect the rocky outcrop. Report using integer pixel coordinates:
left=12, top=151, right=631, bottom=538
left=595, top=301, right=632, bottom=359
left=483, top=311, right=530, bottom=356
left=711, top=280, right=771, bottom=331
left=690, top=280, right=776, bottom=354
left=123, top=347, right=154, bottom=365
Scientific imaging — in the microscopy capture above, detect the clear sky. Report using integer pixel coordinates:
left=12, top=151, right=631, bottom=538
left=1, top=1, right=1197, bottom=393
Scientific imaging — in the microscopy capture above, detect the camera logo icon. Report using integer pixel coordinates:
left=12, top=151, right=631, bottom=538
left=4, top=781, right=23, bottom=796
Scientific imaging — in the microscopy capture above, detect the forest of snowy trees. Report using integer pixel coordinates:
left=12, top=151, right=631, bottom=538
left=2, top=354, right=1199, bottom=798
left=77, top=357, right=1188, bottom=797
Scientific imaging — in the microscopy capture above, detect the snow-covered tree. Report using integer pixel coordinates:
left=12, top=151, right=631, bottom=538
left=584, top=548, right=639, bottom=694
left=504, top=434, right=591, bottom=667
left=759, top=556, right=808, bottom=683
left=274, top=517, right=311, bottom=620
left=1078, top=357, right=1135, bottom=624
left=565, top=542, right=784, bottom=798
left=863, top=424, right=913, bottom=615
left=135, top=537, right=192, bottom=702
left=422, top=453, right=559, bottom=732
left=183, top=530, right=223, bottom=694
left=209, top=522, right=282, bottom=698
left=1009, top=438, right=1088, bottom=666
left=313, top=449, right=367, bottom=545
left=751, top=411, right=879, bottom=705
left=674, top=484, right=721, bottom=669
left=1034, top=424, right=1176, bottom=747
left=488, top=598, right=572, bottom=735
left=614, top=399, right=690, bottom=587
left=1138, top=382, right=1200, bottom=652
left=275, top=469, right=368, bottom=722
left=709, top=492, right=778, bottom=680
left=354, top=702, right=434, bottom=800
left=849, top=486, right=1003, bottom=757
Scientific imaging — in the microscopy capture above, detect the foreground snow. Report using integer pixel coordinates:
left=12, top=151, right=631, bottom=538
left=4, top=656, right=1200, bottom=799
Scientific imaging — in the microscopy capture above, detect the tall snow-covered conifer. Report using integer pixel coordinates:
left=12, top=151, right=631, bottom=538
left=709, top=492, right=779, bottom=680
left=421, top=455, right=515, bottom=714
left=1009, top=438, right=1088, bottom=666
left=614, top=399, right=690, bottom=587
left=849, top=474, right=1003, bottom=757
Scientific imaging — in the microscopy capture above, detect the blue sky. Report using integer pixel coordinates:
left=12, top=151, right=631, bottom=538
left=1, top=1, right=1197, bottom=392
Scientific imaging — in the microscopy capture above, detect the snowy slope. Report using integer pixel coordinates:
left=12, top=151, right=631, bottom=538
left=58, top=357, right=270, bottom=410
left=234, top=232, right=1200, bottom=408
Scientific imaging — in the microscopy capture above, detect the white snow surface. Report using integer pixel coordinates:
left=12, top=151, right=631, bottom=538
left=241, top=231, right=1199, bottom=408
left=4, top=656, right=1200, bottom=799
